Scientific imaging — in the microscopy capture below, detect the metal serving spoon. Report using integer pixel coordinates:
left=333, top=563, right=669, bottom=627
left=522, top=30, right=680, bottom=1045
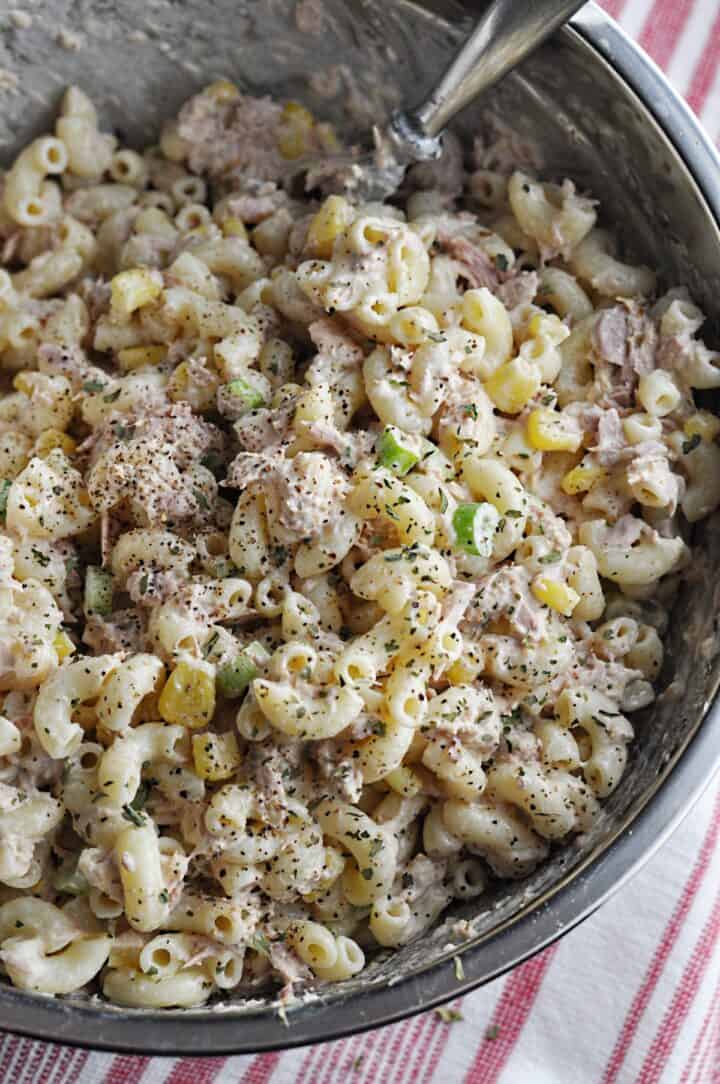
left=302, top=0, right=587, bottom=201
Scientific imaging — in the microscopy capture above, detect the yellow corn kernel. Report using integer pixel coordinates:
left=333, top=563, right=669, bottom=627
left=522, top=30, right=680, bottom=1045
left=560, top=462, right=607, bottom=495
left=282, top=101, right=315, bottom=126
left=532, top=576, right=580, bottom=616
left=117, top=344, right=168, bottom=371
left=526, top=408, right=582, bottom=452
left=278, top=129, right=308, bottom=160
left=168, top=360, right=192, bottom=396
left=168, top=359, right=219, bottom=412
left=206, top=79, right=240, bottom=102
left=527, top=311, right=569, bottom=346
left=306, top=195, right=354, bottom=258
left=159, top=659, right=216, bottom=730
left=485, top=357, right=541, bottom=414
left=446, top=643, right=485, bottom=685
left=110, top=269, right=162, bottom=316
left=684, top=410, right=720, bottom=442
left=221, top=217, right=248, bottom=240
left=384, top=766, right=423, bottom=797
left=278, top=101, right=315, bottom=159
left=34, top=429, right=77, bottom=458
left=53, top=629, right=76, bottom=662
left=12, top=372, right=34, bottom=396
left=192, top=731, right=242, bottom=782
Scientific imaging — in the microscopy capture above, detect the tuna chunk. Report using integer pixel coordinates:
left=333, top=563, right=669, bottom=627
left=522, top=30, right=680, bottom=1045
left=496, top=270, right=539, bottom=312
left=592, top=303, right=658, bottom=407
left=225, top=182, right=289, bottom=224
left=87, top=404, right=222, bottom=527
left=464, top=565, right=549, bottom=642
left=272, top=452, right=348, bottom=541
left=440, top=234, right=500, bottom=290
left=176, top=88, right=330, bottom=194
left=83, top=609, right=146, bottom=654
left=592, top=408, right=626, bottom=466
left=226, top=449, right=348, bottom=542
left=626, top=304, right=658, bottom=376
left=593, top=306, right=627, bottom=367
left=234, top=402, right=297, bottom=453
left=177, top=89, right=285, bottom=182
left=307, top=317, right=364, bottom=374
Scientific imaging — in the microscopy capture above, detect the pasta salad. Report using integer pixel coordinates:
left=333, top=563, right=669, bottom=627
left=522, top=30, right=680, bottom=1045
left=0, top=81, right=718, bottom=1008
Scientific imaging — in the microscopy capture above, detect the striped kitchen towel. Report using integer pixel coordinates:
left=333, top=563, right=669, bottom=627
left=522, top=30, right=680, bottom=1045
left=1, top=0, right=720, bottom=1080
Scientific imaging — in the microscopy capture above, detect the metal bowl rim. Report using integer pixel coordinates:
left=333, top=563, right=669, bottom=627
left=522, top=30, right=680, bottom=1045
left=2, top=0, right=720, bottom=1056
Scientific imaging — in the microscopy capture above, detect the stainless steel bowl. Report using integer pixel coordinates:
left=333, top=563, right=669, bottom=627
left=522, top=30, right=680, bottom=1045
left=1, top=0, right=719, bottom=1055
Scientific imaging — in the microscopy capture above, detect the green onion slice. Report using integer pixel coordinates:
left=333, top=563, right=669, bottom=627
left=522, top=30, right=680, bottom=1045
left=452, top=501, right=500, bottom=557
left=84, top=565, right=113, bottom=617
left=0, top=479, right=11, bottom=523
left=217, top=653, right=258, bottom=699
left=225, top=376, right=266, bottom=411
left=377, top=426, right=422, bottom=476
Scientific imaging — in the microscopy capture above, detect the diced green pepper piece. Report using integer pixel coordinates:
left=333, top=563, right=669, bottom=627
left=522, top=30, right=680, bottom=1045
left=0, top=479, right=11, bottom=523
left=243, top=640, right=271, bottom=667
left=217, top=653, right=258, bottom=699
left=226, top=376, right=266, bottom=411
left=84, top=565, right=113, bottom=616
left=53, top=859, right=89, bottom=897
left=377, top=426, right=421, bottom=476
left=452, top=501, right=500, bottom=557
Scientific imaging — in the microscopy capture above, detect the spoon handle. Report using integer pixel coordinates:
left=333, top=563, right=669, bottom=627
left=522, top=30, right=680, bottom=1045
left=392, top=0, right=587, bottom=158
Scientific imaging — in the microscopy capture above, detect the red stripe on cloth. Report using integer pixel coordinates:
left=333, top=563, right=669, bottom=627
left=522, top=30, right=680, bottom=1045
left=53, top=1044, right=87, bottom=1079
left=685, top=5, right=720, bottom=114
left=331, top=1030, right=388, bottom=1084
left=397, top=1006, right=452, bottom=1084
left=42, top=1046, right=78, bottom=1084
left=164, top=1057, right=226, bottom=1084
left=293, top=1040, right=321, bottom=1084
left=711, top=1009, right=720, bottom=1084
left=239, top=1052, right=282, bottom=1084
left=390, top=999, right=457, bottom=1084
left=678, top=960, right=720, bottom=1084
left=697, top=994, right=720, bottom=1084
left=638, top=0, right=695, bottom=72
left=104, top=1056, right=152, bottom=1084
left=319, top=1037, right=365, bottom=1084
left=61, top=1051, right=91, bottom=1084
left=636, top=888, right=720, bottom=1084
left=319, top=1036, right=357, bottom=1084
left=601, top=787, right=720, bottom=1084
left=15, top=1035, right=50, bottom=1084
left=388, top=1005, right=431, bottom=1084
left=599, top=0, right=627, bottom=20
left=0, top=1036, right=23, bottom=1082
left=327, top=1029, right=386, bottom=1084
left=463, top=944, right=558, bottom=1084
left=348, top=1029, right=387, bottom=1082
left=357, top=1013, right=415, bottom=1083
left=416, top=1000, right=466, bottom=1084
left=679, top=994, right=712, bottom=1084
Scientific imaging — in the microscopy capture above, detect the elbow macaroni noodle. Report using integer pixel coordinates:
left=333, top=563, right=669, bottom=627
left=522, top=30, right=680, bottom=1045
left=0, top=80, right=714, bottom=1008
